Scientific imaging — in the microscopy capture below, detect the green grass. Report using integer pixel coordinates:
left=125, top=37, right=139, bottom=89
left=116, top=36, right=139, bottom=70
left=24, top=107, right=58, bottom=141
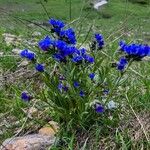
left=0, top=0, right=149, bottom=35
left=0, top=0, right=150, bottom=149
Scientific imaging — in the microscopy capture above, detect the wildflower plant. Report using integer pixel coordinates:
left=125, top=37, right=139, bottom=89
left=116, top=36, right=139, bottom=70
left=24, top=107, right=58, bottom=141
left=20, top=18, right=150, bottom=132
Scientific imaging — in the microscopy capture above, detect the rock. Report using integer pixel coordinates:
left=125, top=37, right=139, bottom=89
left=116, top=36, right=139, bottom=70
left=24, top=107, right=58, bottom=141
left=142, top=56, right=150, bottom=62
left=93, top=0, right=108, bottom=10
left=48, top=121, right=59, bottom=131
left=2, top=33, right=22, bottom=46
left=28, top=107, right=38, bottom=117
left=32, top=31, right=41, bottom=37
left=26, top=40, right=37, bottom=46
left=12, top=48, right=22, bottom=55
left=2, top=33, right=17, bottom=38
left=39, top=127, right=56, bottom=136
left=39, top=121, right=59, bottom=136
left=1, top=134, right=55, bottom=150
left=19, top=60, right=29, bottom=67
left=107, top=100, right=118, bottom=109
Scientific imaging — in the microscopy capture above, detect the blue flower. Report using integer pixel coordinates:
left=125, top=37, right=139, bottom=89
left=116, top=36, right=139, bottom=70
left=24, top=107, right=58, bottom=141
left=59, top=76, right=65, bottom=80
left=58, top=83, right=63, bottom=91
left=119, top=40, right=126, bottom=50
left=117, top=57, right=128, bottom=71
left=55, top=40, right=67, bottom=50
left=64, top=46, right=76, bottom=56
left=20, top=49, right=35, bottom=61
left=35, top=64, right=44, bottom=72
left=59, top=28, right=76, bottom=44
left=54, top=42, right=77, bottom=62
left=119, top=41, right=150, bottom=60
left=49, top=18, right=65, bottom=34
left=72, top=49, right=94, bottom=64
left=95, top=33, right=104, bottom=49
left=58, top=83, right=68, bottom=92
left=59, top=45, right=76, bottom=57
left=72, top=55, right=83, bottom=63
left=53, top=53, right=66, bottom=62
left=83, top=54, right=95, bottom=63
left=89, top=73, right=95, bottom=80
left=73, top=81, right=79, bottom=88
left=103, top=89, right=109, bottom=95
left=63, top=86, right=69, bottom=92
left=79, top=90, right=85, bottom=97
left=20, top=49, right=28, bottom=57
left=95, top=103, right=104, bottom=113
left=80, top=48, right=86, bottom=55
left=21, top=92, right=31, bottom=102
left=38, top=36, right=54, bottom=51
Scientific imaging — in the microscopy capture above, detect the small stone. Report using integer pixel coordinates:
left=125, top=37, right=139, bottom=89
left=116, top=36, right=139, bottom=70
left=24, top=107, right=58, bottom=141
left=39, top=127, right=56, bottom=136
left=39, top=121, right=59, bottom=136
left=28, top=107, right=38, bottom=115
left=19, top=60, right=29, bottom=67
left=27, top=107, right=38, bottom=118
left=48, top=121, right=59, bottom=131
left=142, top=56, right=150, bottom=62
left=1, top=134, right=55, bottom=150
left=107, top=100, right=118, bottom=109
left=12, top=48, right=22, bottom=55
left=32, top=31, right=41, bottom=37
left=2, top=33, right=17, bottom=38
left=93, top=0, right=108, bottom=10
left=2, top=33, right=22, bottom=46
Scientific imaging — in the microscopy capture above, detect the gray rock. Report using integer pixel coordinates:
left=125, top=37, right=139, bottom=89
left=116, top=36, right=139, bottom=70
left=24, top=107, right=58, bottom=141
left=92, top=0, right=108, bottom=10
left=1, top=134, right=55, bottom=150
left=32, top=31, right=42, bottom=37
left=12, top=48, right=22, bottom=55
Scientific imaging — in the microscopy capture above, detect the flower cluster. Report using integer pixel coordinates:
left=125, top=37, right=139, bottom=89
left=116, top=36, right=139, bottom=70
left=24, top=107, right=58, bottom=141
left=72, top=48, right=94, bottom=64
left=18, top=17, right=150, bottom=133
left=49, top=18, right=76, bottom=45
left=95, top=33, right=105, bottom=49
left=38, top=36, right=54, bottom=51
left=59, top=28, right=76, bottom=44
left=117, top=57, right=128, bottom=71
left=119, top=41, right=150, bottom=60
left=20, top=49, right=35, bottom=61
left=20, top=18, right=105, bottom=114
left=115, top=41, right=150, bottom=71
left=38, top=19, right=94, bottom=64
left=49, top=18, right=65, bottom=34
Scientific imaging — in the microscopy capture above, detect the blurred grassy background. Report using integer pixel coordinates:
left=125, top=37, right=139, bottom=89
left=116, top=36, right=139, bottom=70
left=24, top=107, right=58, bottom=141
left=0, top=0, right=149, bottom=37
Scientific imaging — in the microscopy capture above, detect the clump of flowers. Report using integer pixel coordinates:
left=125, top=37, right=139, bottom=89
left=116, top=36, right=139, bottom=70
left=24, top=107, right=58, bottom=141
left=38, top=36, right=54, bottom=51
left=116, top=57, right=128, bottom=71
left=91, top=33, right=105, bottom=50
left=19, top=18, right=150, bottom=132
left=95, top=33, right=105, bottom=49
left=119, top=41, right=150, bottom=61
left=112, top=41, right=150, bottom=72
left=49, top=18, right=65, bottom=34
